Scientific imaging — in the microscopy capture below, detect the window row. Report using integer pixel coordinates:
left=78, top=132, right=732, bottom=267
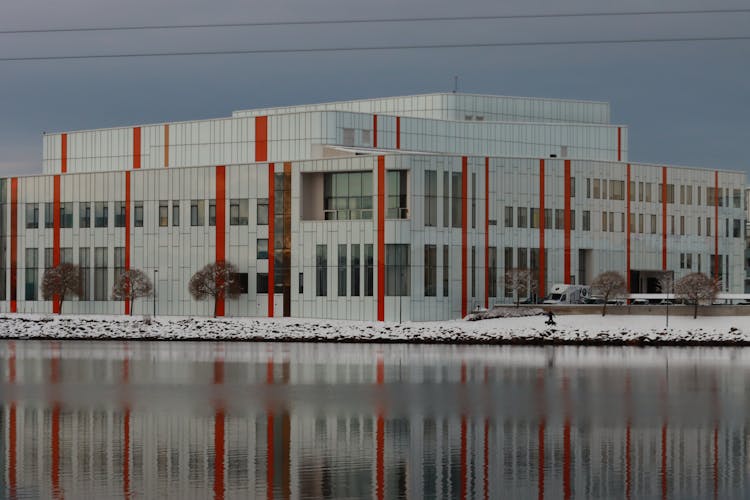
left=314, top=244, right=376, bottom=297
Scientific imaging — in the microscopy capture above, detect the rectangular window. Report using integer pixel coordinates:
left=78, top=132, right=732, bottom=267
left=670, top=215, right=675, bottom=235
left=686, top=186, right=693, bottom=205
left=698, top=186, right=702, bottom=205
left=79, top=247, right=91, bottom=301
left=586, top=178, right=591, bottom=198
left=79, top=202, right=91, bottom=228
left=230, top=199, right=249, bottom=225
left=488, top=246, right=497, bottom=298
left=60, top=247, right=72, bottom=264
left=94, top=247, right=108, bottom=301
left=316, top=244, right=327, bottom=296
left=680, top=185, right=685, bottom=204
left=442, top=245, right=449, bottom=297
left=235, top=273, right=249, bottom=294
left=44, top=202, right=53, bottom=228
left=424, top=244, right=437, bottom=297
left=365, top=244, right=374, bottom=297
left=504, top=206, right=514, bottom=228
left=256, top=273, right=269, bottom=294
left=630, top=181, right=635, bottom=202
left=257, top=199, right=269, bottom=225
left=299, top=272, right=304, bottom=294
left=610, top=180, right=625, bottom=200
left=504, top=247, right=513, bottom=298
left=544, top=208, right=552, bottom=230
left=680, top=253, right=685, bottom=269
left=570, top=210, right=576, bottom=230
left=443, top=172, right=449, bottom=228
left=630, top=213, right=635, bottom=233
left=25, top=248, right=38, bottom=300
left=610, top=212, right=615, bottom=233
left=593, top=179, right=600, bottom=199
left=25, top=203, right=39, bottom=229
left=191, top=200, right=205, bottom=226
left=733, top=219, right=742, bottom=238
left=351, top=244, right=360, bottom=296
left=257, top=239, right=268, bottom=259
left=650, top=214, right=657, bottom=234
left=530, top=208, right=539, bottom=229
left=518, top=248, right=528, bottom=270
left=338, top=244, right=347, bottom=297
left=451, top=172, right=462, bottom=228
left=570, top=177, right=576, bottom=198
left=172, top=201, right=180, bottom=227
left=114, top=201, right=126, bottom=228
left=44, top=247, right=53, bottom=271
left=733, top=189, right=742, bottom=208
left=385, top=244, right=410, bottom=296
left=602, top=179, right=608, bottom=199
left=323, top=171, right=374, bottom=220
left=386, top=170, right=408, bottom=219
left=582, top=211, right=591, bottom=231
left=707, top=187, right=715, bottom=206
left=602, top=211, right=608, bottom=232
left=645, top=183, right=652, bottom=203
left=114, top=247, right=125, bottom=293
left=555, top=209, right=564, bottom=230
left=638, top=182, right=644, bottom=202
left=95, top=202, right=108, bottom=228
left=208, top=199, right=216, bottom=226
left=518, top=207, right=528, bottom=228
left=424, top=170, right=437, bottom=226
left=60, top=202, right=73, bottom=228
left=471, top=246, right=476, bottom=298
left=707, top=217, right=712, bottom=237
left=159, top=201, right=169, bottom=227
left=134, top=202, right=144, bottom=228
left=697, top=217, right=702, bottom=236
left=680, top=216, right=685, bottom=235
left=471, top=173, right=477, bottom=229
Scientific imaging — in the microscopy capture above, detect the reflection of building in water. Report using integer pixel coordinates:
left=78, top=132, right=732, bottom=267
left=2, top=342, right=750, bottom=498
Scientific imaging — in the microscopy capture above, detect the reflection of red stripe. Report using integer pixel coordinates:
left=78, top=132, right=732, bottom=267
left=125, top=172, right=131, bottom=315
left=563, top=160, right=571, bottom=284
left=539, top=160, right=546, bottom=298
left=373, top=115, right=378, bottom=148
left=214, top=359, right=224, bottom=385
left=133, top=127, right=141, bottom=169
left=53, top=175, right=61, bottom=313
left=626, top=423, right=631, bottom=500
left=626, top=165, right=631, bottom=292
left=255, top=116, right=268, bottom=162
left=538, top=420, right=545, bottom=500
left=267, top=358, right=274, bottom=385
left=396, top=117, right=401, bottom=149
left=563, top=420, right=571, bottom=500
left=214, top=410, right=225, bottom=500
left=216, top=166, right=226, bottom=317
left=714, top=171, right=719, bottom=280
left=461, top=157, right=468, bottom=317
left=661, top=167, right=667, bottom=270
left=61, top=133, right=67, bottom=173
left=10, top=178, right=17, bottom=312
left=52, top=403, right=62, bottom=499
left=376, top=414, right=384, bottom=500
left=377, top=156, right=385, bottom=321
left=460, top=416, right=467, bottom=500
left=484, top=157, right=489, bottom=308
left=376, top=356, right=384, bottom=384
left=268, top=164, right=275, bottom=317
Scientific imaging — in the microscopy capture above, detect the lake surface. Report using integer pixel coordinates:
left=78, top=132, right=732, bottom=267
left=1, top=340, right=748, bottom=499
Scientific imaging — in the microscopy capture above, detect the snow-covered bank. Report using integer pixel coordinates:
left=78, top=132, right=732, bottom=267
left=0, top=313, right=748, bottom=345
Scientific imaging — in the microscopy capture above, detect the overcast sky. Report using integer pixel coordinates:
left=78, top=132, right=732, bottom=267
left=1, top=0, right=748, bottom=177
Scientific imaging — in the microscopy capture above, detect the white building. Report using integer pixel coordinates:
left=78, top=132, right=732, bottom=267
left=0, top=93, right=745, bottom=319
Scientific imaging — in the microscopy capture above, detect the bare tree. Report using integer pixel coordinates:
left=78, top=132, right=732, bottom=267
left=112, top=269, right=153, bottom=316
left=504, top=268, right=537, bottom=307
left=42, top=263, right=81, bottom=314
left=591, top=271, right=627, bottom=316
left=188, top=261, right=241, bottom=317
left=674, top=272, right=720, bottom=319
left=656, top=271, right=674, bottom=297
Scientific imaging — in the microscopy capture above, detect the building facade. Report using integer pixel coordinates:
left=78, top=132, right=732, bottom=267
left=0, top=93, right=745, bottom=320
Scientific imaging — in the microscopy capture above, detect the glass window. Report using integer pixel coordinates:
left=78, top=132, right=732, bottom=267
left=651, top=214, right=657, bottom=234
left=570, top=209, right=576, bottom=230
left=593, top=179, right=600, bottom=199
left=639, top=214, right=644, bottom=233
left=208, top=199, right=216, bottom=226
left=442, top=245, right=449, bottom=297
left=113, top=247, right=125, bottom=293
left=518, top=207, right=528, bottom=228
left=530, top=208, right=539, bottom=229
left=424, top=244, right=437, bottom=297
left=60, top=247, right=73, bottom=264
left=586, top=178, right=591, bottom=198
left=424, top=170, right=437, bottom=226
left=256, top=273, right=268, bottom=294
left=488, top=246, right=497, bottom=298
left=114, top=201, right=126, bottom=228
left=570, top=177, right=576, bottom=198
left=442, top=171, right=449, bottom=228
left=385, top=244, right=410, bottom=296
left=364, top=244, right=374, bottom=297
left=190, top=200, right=205, bottom=226
left=316, top=245, right=327, bottom=296
left=159, top=201, right=168, bottom=227
left=471, top=173, right=477, bottom=229
left=610, top=180, right=625, bottom=200
left=734, top=219, right=742, bottom=238
left=638, top=182, right=644, bottom=202
left=504, top=206, right=513, bottom=228
left=25, top=203, right=39, bottom=229
left=555, top=209, right=564, bottom=230
left=386, top=170, right=408, bottom=219
left=235, top=273, right=249, bottom=294
left=257, top=239, right=268, bottom=259
left=338, top=244, right=347, bottom=297
left=471, top=246, right=476, bottom=298
left=94, top=247, right=108, bottom=301
left=451, top=172, right=462, bottom=228
left=79, top=202, right=91, bottom=228
left=95, top=202, right=108, bottom=228
left=323, top=172, right=373, bottom=220
left=257, top=199, right=269, bottom=225
left=602, top=211, right=608, bottom=232
left=582, top=211, right=591, bottom=231
left=630, top=181, right=635, bottom=202
left=43, top=202, right=53, bottom=228
left=230, top=199, right=249, bottom=225
left=25, top=248, right=38, bottom=300
left=60, top=202, right=73, bottom=228
left=351, top=244, right=360, bottom=297
left=645, top=183, right=652, bottom=203
left=172, top=201, right=180, bottom=227
left=79, top=247, right=91, bottom=301
left=44, top=247, right=53, bottom=271
left=680, top=216, right=685, bottom=235
left=544, top=208, right=552, bottom=230
left=733, top=189, right=742, bottom=208
left=134, top=202, right=144, bottom=227
left=686, top=186, right=693, bottom=205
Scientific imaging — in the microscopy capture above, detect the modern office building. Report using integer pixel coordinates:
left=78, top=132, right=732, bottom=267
left=0, top=93, right=745, bottom=319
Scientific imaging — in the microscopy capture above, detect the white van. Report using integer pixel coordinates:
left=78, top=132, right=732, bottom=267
left=543, top=284, right=590, bottom=304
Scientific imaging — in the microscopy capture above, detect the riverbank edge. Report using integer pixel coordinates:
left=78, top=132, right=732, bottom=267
left=0, top=314, right=747, bottom=347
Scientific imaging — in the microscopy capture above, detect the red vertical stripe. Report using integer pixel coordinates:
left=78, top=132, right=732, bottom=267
left=539, top=160, right=546, bottom=298
left=10, top=178, right=18, bottom=312
left=53, top=175, right=61, bottom=313
left=461, top=157, right=468, bottom=317
left=124, top=172, right=131, bottom=315
left=377, top=156, right=385, bottom=321
left=216, top=166, right=226, bottom=317
left=563, top=160, right=571, bottom=284
left=626, top=164, right=632, bottom=292
left=255, top=116, right=268, bottom=162
left=123, top=408, right=131, bottom=500
left=661, top=167, right=667, bottom=270
left=373, top=114, right=378, bottom=148
left=61, top=133, right=67, bottom=174
left=133, top=127, right=141, bottom=169
left=617, top=127, right=622, bottom=162
left=714, top=171, right=719, bottom=281
left=268, top=163, right=275, bottom=318
left=396, top=117, right=401, bottom=149
left=484, top=157, right=490, bottom=308
left=214, top=410, right=225, bottom=500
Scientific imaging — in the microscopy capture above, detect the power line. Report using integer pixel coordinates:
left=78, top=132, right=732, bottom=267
left=0, top=35, right=748, bottom=62
left=1, top=8, right=749, bottom=35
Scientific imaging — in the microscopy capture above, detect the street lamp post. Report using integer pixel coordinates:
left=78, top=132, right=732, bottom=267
left=153, top=269, right=158, bottom=317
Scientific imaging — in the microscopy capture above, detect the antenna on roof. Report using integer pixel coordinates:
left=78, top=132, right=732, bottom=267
left=452, top=75, right=458, bottom=94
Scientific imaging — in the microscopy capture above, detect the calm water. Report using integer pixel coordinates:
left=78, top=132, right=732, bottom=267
left=0, top=340, right=748, bottom=499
